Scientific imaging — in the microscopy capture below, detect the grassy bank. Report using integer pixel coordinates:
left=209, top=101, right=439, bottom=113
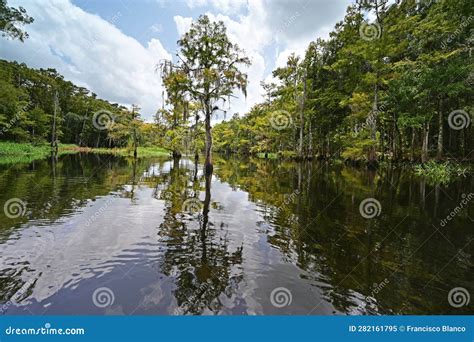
left=65, top=146, right=170, bottom=157
left=0, top=142, right=170, bottom=164
left=0, top=142, right=75, bottom=164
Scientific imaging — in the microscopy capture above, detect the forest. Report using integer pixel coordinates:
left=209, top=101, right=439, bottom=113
left=1, top=0, right=473, bottom=170
left=212, top=0, right=473, bottom=165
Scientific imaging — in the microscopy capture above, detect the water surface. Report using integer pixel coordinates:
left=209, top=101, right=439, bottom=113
left=0, top=154, right=472, bottom=315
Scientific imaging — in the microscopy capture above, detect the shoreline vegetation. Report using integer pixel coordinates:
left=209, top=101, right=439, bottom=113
left=0, top=142, right=170, bottom=164
left=0, top=141, right=470, bottom=185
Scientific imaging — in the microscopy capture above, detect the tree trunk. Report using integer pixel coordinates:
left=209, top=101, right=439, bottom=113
left=51, top=90, right=58, bottom=152
left=204, top=107, right=213, bottom=175
left=410, top=128, right=416, bottom=162
left=368, top=83, right=378, bottom=167
left=132, top=106, right=138, bottom=158
left=437, top=99, right=443, bottom=160
left=298, top=70, right=307, bottom=159
left=421, top=122, right=430, bottom=163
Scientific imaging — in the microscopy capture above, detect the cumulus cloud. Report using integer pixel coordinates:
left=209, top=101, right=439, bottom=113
left=184, top=0, right=247, bottom=14
left=262, top=0, right=348, bottom=45
left=180, top=0, right=348, bottom=117
left=0, top=0, right=171, bottom=120
left=1, top=0, right=349, bottom=120
left=173, top=16, right=193, bottom=37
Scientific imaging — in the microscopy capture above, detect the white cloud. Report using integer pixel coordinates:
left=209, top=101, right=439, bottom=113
left=1, top=0, right=171, bottom=120
left=150, top=23, right=163, bottom=33
left=1, top=0, right=350, bottom=120
left=173, top=16, right=193, bottom=37
left=189, top=0, right=348, bottom=117
left=185, top=0, right=247, bottom=14
left=201, top=7, right=269, bottom=117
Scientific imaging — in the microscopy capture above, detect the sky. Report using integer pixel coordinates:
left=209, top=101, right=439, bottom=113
left=0, top=0, right=353, bottom=121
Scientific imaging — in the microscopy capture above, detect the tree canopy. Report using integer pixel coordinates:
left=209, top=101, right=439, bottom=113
left=214, top=0, right=473, bottom=163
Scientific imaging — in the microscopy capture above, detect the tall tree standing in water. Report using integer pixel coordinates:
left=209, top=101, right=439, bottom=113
left=161, top=15, right=250, bottom=174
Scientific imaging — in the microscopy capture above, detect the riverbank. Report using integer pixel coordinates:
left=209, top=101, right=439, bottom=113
left=65, top=146, right=170, bottom=157
left=0, top=142, right=170, bottom=164
left=229, top=150, right=472, bottom=185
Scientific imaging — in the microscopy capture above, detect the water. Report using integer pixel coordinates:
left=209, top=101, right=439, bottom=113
left=0, top=154, right=472, bottom=315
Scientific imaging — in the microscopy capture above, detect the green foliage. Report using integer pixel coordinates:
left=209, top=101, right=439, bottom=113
left=160, top=15, right=250, bottom=164
left=213, top=0, right=473, bottom=164
left=277, top=150, right=298, bottom=159
left=0, top=0, right=34, bottom=42
left=0, top=60, right=154, bottom=149
left=414, top=161, right=469, bottom=185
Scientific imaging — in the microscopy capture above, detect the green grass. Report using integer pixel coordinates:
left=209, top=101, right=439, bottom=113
left=0, top=142, right=81, bottom=165
left=71, top=146, right=170, bottom=157
left=0, top=142, right=170, bottom=165
left=0, top=142, right=50, bottom=156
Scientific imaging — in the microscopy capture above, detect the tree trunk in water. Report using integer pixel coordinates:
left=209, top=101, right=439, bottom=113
left=132, top=108, right=138, bottom=158
left=437, top=99, right=443, bottom=160
left=204, top=109, right=213, bottom=175
left=298, top=70, right=307, bottom=159
left=194, top=153, right=199, bottom=181
left=421, top=122, right=430, bottom=163
left=172, top=150, right=181, bottom=159
left=201, top=168, right=212, bottom=257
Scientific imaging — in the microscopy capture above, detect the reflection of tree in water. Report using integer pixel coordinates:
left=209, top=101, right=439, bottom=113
left=153, top=157, right=243, bottom=315
left=213, top=156, right=473, bottom=315
left=0, top=154, right=159, bottom=306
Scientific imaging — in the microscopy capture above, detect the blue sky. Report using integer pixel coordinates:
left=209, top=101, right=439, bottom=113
left=1, top=0, right=352, bottom=120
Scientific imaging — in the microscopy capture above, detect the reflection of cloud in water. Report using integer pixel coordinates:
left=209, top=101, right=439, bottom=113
left=0, top=191, right=167, bottom=306
left=0, top=157, right=384, bottom=315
